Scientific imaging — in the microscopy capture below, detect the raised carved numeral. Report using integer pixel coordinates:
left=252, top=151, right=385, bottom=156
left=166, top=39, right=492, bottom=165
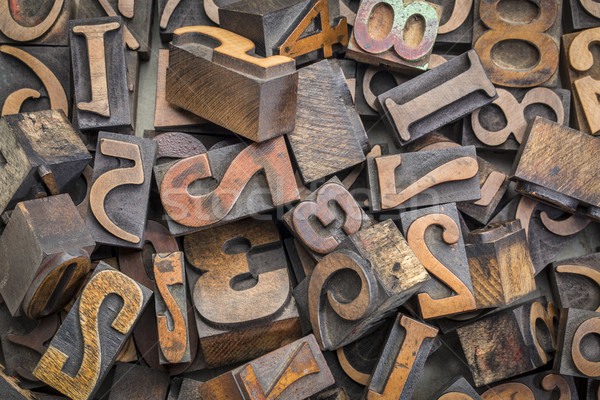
left=473, top=171, right=505, bottom=206
left=571, top=316, right=600, bottom=377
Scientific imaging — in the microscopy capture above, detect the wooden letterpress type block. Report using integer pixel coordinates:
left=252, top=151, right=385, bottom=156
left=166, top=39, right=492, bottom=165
left=177, top=378, right=203, bottom=399
left=480, top=372, right=579, bottom=400
left=288, top=59, right=368, bottom=184
left=428, top=377, right=482, bottom=400
left=378, top=50, right=497, bottom=146
left=202, top=0, right=240, bottom=24
left=33, top=263, right=152, bottom=400
left=294, top=222, right=429, bottom=350
left=158, top=0, right=216, bottom=42
left=0, top=110, right=91, bottom=214
left=491, top=196, right=591, bottom=275
left=472, top=0, right=562, bottom=87
left=282, top=177, right=373, bottom=260
left=219, top=0, right=347, bottom=63
left=554, top=308, right=600, bottom=379
left=549, top=253, right=600, bottom=311
left=70, top=17, right=131, bottom=132
left=365, top=314, right=438, bottom=400
left=0, top=195, right=95, bottom=319
left=107, top=363, right=169, bottom=400
left=118, top=220, right=200, bottom=375
left=155, top=137, right=299, bottom=236
left=511, top=117, right=600, bottom=220
left=462, top=87, right=571, bottom=152
left=152, top=131, right=208, bottom=160
left=153, top=251, right=191, bottom=364
left=0, top=45, right=70, bottom=117
left=457, top=299, right=559, bottom=386
left=312, top=388, right=350, bottom=400
left=198, top=335, right=334, bottom=400
left=586, top=379, right=600, bottom=400
left=76, top=0, right=153, bottom=59
left=184, top=219, right=302, bottom=368
left=0, top=364, right=37, bottom=400
left=346, top=0, right=441, bottom=73
left=368, top=146, right=481, bottom=212
left=566, top=0, right=600, bottom=31
left=562, top=27, right=600, bottom=135
left=87, top=132, right=156, bottom=249
left=466, top=220, right=536, bottom=309
left=0, top=0, right=71, bottom=46
left=355, top=64, right=406, bottom=118
left=154, top=49, right=206, bottom=131
left=430, top=0, right=473, bottom=50
left=166, top=26, right=297, bottom=142
left=400, top=204, right=476, bottom=319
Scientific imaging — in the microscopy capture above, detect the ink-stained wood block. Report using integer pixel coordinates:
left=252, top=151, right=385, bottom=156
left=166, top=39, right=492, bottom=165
left=155, top=137, right=299, bottom=236
left=561, top=27, right=600, bottom=135
left=465, top=220, right=536, bottom=309
left=345, top=0, right=441, bottom=73
left=152, top=131, right=208, bottom=160
left=378, top=50, right=497, bottom=146
left=511, top=117, right=600, bottom=220
left=320, top=350, right=365, bottom=400
left=457, top=299, right=559, bottom=386
left=153, top=251, right=191, bottom=365
left=430, top=0, right=473, bottom=50
left=355, top=64, right=406, bottom=118
left=549, top=253, right=600, bottom=311
left=184, top=219, right=303, bottom=368
left=118, top=220, right=200, bottom=375
left=312, top=388, right=350, bottom=400
left=124, top=49, right=139, bottom=132
left=472, top=0, right=562, bottom=88
left=566, top=0, right=600, bottom=31
left=400, top=203, right=476, bottom=319
left=70, top=17, right=132, bottom=133
left=177, top=379, right=203, bottom=399
left=368, top=146, right=481, bottom=212
left=107, top=363, right=170, bottom=400
left=220, top=0, right=347, bottom=63
left=166, top=26, right=298, bottom=142
left=0, top=45, right=70, bottom=118
left=0, top=195, right=95, bottom=319
left=490, top=195, right=591, bottom=275
left=554, top=308, right=600, bottom=379
left=197, top=334, right=334, bottom=400
left=586, top=379, right=600, bottom=400
left=288, top=59, right=367, bottom=184
left=282, top=177, right=373, bottom=260
left=154, top=49, right=206, bottom=131
left=33, top=263, right=152, bottom=400
left=294, top=224, right=429, bottom=350
left=0, top=109, right=91, bottom=214
left=158, top=0, right=216, bottom=42
left=0, top=364, right=37, bottom=400
left=87, top=132, right=156, bottom=249
left=0, top=0, right=71, bottom=46
left=365, top=314, right=438, bottom=400
left=480, top=372, right=579, bottom=400
left=76, top=0, right=153, bottom=59
left=428, top=377, right=482, bottom=400
left=462, top=87, right=571, bottom=152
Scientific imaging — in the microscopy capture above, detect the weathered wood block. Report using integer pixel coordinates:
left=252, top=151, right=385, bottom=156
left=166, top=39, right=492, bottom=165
left=428, top=377, right=482, bottom=400
left=549, top=253, right=600, bottom=312
left=368, top=146, right=481, bottom=212
left=184, top=219, right=302, bottom=368
left=197, top=335, right=334, bottom=400
left=511, top=117, right=600, bottom=221
left=86, top=132, right=157, bottom=249
left=462, top=87, right=571, bottom=152
left=155, top=137, right=299, bottom=236
left=465, top=220, right=536, bottom=309
left=0, top=195, right=94, bottom=319
left=0, top=0, right=71, bottom=46
left=157, top=0, right=215, bottom=42
left=0, top=45, right=70, bottom=118
left=480, top=371, right=579, bottom=400
left=472, top=0, right=562, bottom=87
left=70, top=17, right=131, bottom=132
left=430, top=0, right=473, bottom=50
left=33, top=263, right=152, bottom=400
left=0, top=364, right=37, bottom=400
left=554, top=308, right=600, bottom=379
left=378, top=50, right=497, bottom=146
left=286, top=59, right=368, bottom=184
left=565, top=0, right=600, bottom=31
left=346, top=0, right=441, bottom=73
left=400, top=203, right=476, bottom=319
left=166, top=26, right=297, bottom=142
left=107, top=363, right=170, bottom=400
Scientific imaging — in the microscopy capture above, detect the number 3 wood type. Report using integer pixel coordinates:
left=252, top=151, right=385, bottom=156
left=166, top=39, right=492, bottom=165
left=33, top=263, right=152, bottom=400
